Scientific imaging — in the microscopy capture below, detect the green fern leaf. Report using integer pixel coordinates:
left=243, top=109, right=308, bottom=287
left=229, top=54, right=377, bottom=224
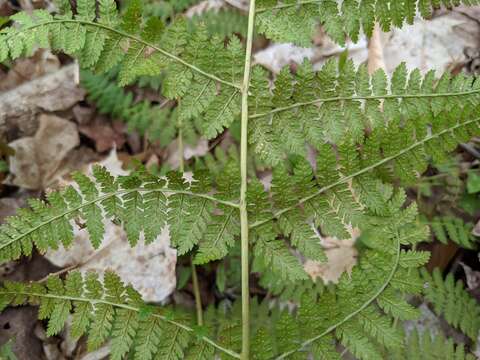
left=254, top=234, right=308, bottom=282
left=422, top=268, right=480, bottom=341
left=431, top=216, right=478, bottom=249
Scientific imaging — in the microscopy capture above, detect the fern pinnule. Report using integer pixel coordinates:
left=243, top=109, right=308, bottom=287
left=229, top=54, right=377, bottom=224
left=249, top=60, right=480, bottom=166
left=430, top=216, right=478, bottom=249
left=0, top=166, right=240, bottom=264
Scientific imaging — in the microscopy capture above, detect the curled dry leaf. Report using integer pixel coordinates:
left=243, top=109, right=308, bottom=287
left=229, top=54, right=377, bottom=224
left=44, top=150, right=177, bottom=302
left=460, top=262, right=480, bottom=292
left=254, top=43, right=314, bottom=74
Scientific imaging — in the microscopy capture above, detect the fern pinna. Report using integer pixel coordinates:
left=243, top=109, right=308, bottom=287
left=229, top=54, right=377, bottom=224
left=1, top=0, right=480, bottom=359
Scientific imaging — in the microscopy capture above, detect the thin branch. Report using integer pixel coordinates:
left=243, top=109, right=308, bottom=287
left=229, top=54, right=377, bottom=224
left=248, top=89, right=480, bottom=119
left=3, top=290, right=241, bottom=359
left=275, top=233, right=402, bottom=359
left=5, top=20, right=241, bottom=90
left=249, top=117, right=480, bottom=229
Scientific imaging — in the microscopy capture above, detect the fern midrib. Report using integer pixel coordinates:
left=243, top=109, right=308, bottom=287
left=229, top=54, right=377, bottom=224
left=3, top=289, right=241, bottom=359
left=250, top=116, right=480, bottom=230
left=0, top=188, right=239, bottom=252
left=249, top=90, right=480, bottom=119
left=274, top=233, right=401, bottom=359
left=6, top=19, right=241, bottom=90
left=190, top=199, right=209, bottom=238
left=164, top=325, right=182, bottom=359
left=212, top=207, right=236, bottom=247
left=212, top=89, right=240, bottom=127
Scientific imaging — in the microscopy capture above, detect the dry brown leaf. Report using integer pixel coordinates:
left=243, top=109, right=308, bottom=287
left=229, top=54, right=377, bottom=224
left=0, top=50, right=61, bottom=92
left=304, top=236, right=358, bottom=284
left=6, top=114, right=80, bottom=189
left=79, top=117, right=126, bottom=152
left=382, top=11, right=480, bottom=73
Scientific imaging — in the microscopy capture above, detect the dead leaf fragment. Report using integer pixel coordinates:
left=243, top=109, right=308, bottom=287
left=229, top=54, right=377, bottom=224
left=304, top=236, right=358, bottom=284
left=6, top=114, right=80, bottom=189
left=0, top=64, right=84, bottom=138
left=0, top=50, right=61, bottom=92
left=79, top=117, right=126, bottom=152
left=472, top=219, right=480, bottom=237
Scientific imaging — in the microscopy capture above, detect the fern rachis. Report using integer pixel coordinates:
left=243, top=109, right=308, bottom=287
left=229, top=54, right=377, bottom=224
left=1, top=0, right=480, bottom=359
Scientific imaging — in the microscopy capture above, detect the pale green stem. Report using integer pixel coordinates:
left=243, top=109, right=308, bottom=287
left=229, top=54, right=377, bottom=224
left=240, top=1, right=256, bottom=359
left=177, top=111, right=203, bottom=327
left=178, top=111, right=185, bottom=173
left=191, top=258, right=204, bottom=326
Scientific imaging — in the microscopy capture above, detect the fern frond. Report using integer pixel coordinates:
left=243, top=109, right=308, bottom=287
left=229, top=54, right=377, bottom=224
left=267, top=192, right=428, bottom=359
left=0, top=166, right=239, bottom=263
left=421, top=268, right=480, bottom=341
left=431, top=216, right=478, bottom=249
left=250, top=99, right=480, bottom=240
left=256, top=0, right=480, bottom=46
left=2, top=2, right=243, bottom=141
left=0, top=271, right=240, bottom=359
left=249, top=60, right=480, bottom=165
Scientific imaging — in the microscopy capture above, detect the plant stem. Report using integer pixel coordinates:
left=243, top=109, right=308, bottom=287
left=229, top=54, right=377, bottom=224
left=178, top=111, right=203, bottom=327
left=240, top=1, right=256, bottom=359
left=178, top=115, right=185, bottom=173
left=191, top=258, right=204, bottom=326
